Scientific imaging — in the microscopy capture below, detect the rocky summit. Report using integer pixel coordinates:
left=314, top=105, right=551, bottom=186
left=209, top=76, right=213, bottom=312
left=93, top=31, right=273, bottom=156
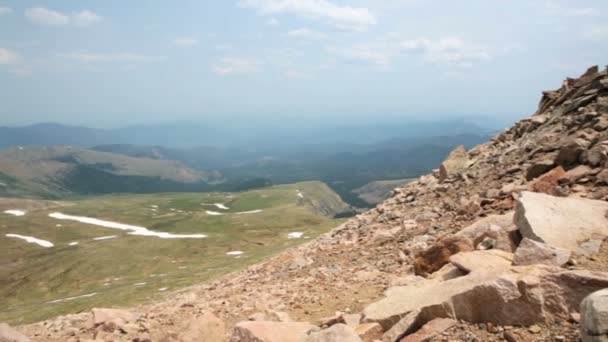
left=6, top=66, right=608, bottom=341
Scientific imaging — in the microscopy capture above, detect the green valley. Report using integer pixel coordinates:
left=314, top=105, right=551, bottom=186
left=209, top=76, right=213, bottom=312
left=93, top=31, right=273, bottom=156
left=0, top=181, right=348, bottom=325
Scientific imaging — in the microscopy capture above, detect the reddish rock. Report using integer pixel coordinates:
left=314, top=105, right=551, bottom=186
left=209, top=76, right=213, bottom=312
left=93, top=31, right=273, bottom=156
left=528, top=166, right=567, bottom=195
left=413, top=235, right=474, bottom=276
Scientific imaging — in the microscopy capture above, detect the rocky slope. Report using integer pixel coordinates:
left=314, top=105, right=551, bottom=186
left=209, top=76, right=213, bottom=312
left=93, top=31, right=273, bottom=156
left=5, top=65, right=608, bottom=341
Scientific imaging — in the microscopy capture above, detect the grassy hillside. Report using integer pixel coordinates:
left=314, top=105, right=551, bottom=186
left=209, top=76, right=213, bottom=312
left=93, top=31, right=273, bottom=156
left=0, top=181, right=348, bottom=324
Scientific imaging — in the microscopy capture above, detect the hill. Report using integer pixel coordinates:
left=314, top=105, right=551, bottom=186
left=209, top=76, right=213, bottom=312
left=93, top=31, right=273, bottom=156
left=0, top=146, right=224, bottom=198
left=0, top=181, right=349, bottom=324
left=11, top=66, right=608, bottom=341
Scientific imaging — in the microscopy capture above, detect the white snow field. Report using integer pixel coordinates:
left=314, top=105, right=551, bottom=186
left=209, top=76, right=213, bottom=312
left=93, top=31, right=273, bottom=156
left=288, top=232, right=304, bottom=239
left=3, top=210, right=26, bottom=216
left=5, top=234, right=54, bottom=248
left=49, top=212, right=207, bottom=239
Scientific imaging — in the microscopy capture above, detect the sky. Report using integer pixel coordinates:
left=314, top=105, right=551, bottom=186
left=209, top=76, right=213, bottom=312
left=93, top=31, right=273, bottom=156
left=0, top=0, right=607, bottom=128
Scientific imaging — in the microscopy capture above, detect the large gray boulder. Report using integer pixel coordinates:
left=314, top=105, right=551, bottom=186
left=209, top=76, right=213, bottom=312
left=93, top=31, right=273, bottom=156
left=0, top=323, right=30, bottom=342
left=514, top=191, right=608, bottom=251
left=581, top=289, right=608, bottom=342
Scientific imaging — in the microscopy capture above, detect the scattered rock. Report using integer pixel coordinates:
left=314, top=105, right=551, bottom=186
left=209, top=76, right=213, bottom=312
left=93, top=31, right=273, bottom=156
left=302, top=324, right=362, bottom=342
left=180, top=311, right=226, bottom=342
left=399, top=318, right=457, bottom=342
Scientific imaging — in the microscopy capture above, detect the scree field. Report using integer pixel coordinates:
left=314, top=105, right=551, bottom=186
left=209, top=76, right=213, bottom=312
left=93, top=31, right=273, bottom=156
left=0, top=181, right=347, bottom=324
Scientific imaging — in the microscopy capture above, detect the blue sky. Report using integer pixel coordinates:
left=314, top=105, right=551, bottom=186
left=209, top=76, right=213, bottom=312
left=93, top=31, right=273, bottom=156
left=0, top=0, right=607, bottom=127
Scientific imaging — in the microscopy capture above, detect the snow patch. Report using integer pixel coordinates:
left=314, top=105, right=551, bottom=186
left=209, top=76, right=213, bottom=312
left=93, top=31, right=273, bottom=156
left=206, top=211, right=224, bottom=216
left=49, top=212, right=207, bottom=239
left=93, top=235, right=117, bottom=241
left=235, top=210, right=263, bottom=215
left=6, top=234, right=54, bottom=248
left=226, top=251, right=244, bottom=256
left=46, top=292, right=97, bottom=304
left=288, top=232, right=304, bottom=239
left=297, top=190, right=304, bottom=198
left=214, top=203, right=229, bottom=210
left=4, top=210, right=26, bottom=216
left=69, top=241, right=79, bottom=246
left=158, top=287, right=168, bottom=291
left=133, top=282, right=147, bottom=286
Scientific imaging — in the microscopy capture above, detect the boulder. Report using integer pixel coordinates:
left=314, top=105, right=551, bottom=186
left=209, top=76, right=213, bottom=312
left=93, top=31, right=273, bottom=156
left=556, top=138, right=591, bottom=166
left=399, top=318, right=457, bottom=342
left=514, top=191, right=608, bottom=251
left=302, top=324, right=362, bottom=342
left=413, top=235, right=474, bottom=276
left=581, top=289, right=608, bottom=342
left=439, top=145, right=468, bottom=182
left=180, top=311, right=226, bottom=342
left=526, top=159, right=555, bottom=181
left=527, top=166, right=567, bottom=195
left=363, top=265, right=608, bottom=334
left=512, top=238, right=571, bottom=267
left=230, top=321, right=318, bottom=342
left=448, top=250, right=513, bottom=274
left=566, top=165, right=595, bottom=183
left=354, top=323, right=383, bottom=342
left=455, top=212, right=518, bottom=252
left=0, top=323, right=30, bottom=342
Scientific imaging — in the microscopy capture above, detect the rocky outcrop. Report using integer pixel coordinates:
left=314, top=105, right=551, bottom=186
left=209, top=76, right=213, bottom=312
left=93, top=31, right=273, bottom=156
left=515, top=191, right=608, bottom=251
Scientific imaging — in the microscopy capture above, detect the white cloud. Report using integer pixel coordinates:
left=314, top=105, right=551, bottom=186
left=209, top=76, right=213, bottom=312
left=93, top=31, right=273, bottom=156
left=328, top=36, right=492, bottom=69
left=584, top=26, right=608, bottom=41
left=213, top=57, right=260, bottom=75
left=328, top=45, right=392, bottom=67
left=73, top=10, right=102, bottom=27
left=283, top=70, right=311, bottom=79
left=537, top=1, right=600, bottom=17
left=0, top=48, right=20, bottom=64
left=25, top=7, right=69, bottom=26
left=58, top=52, right=165, bottom=64
left=238, top=0, right=376, bottom=31
left=0, top=7, right=12, bottom=15
left=286, top=28, right=327, bottom=40
left=267, top=18, right=279, bottom=25
left=401, top=37, right=491, bottom=68
left=215, top=44, right=233, bottom=51
left=25, top=7, right=102, bottom=27
left=173, top=37, right=199, bottom=47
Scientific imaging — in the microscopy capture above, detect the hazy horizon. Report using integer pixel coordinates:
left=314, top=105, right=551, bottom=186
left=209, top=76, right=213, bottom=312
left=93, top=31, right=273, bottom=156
left=1, top=1, right=607, bottom=127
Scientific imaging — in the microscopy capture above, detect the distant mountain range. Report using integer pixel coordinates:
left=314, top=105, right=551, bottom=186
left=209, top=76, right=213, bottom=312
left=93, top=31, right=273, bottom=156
left=0, top=120, right=497, bottom=149
left=0, top=121, right=494, bottom=206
